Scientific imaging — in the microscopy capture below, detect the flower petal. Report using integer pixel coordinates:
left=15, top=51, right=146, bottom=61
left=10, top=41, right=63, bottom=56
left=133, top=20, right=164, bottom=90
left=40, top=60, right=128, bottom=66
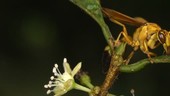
left=63, top=58, right=72, bottom=74
left=71, top=62, right=82, bottom=76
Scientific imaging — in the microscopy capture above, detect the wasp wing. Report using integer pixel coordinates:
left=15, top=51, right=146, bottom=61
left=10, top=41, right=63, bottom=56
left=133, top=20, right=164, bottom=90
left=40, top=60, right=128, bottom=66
left=102, top=7, right=147, bottom=27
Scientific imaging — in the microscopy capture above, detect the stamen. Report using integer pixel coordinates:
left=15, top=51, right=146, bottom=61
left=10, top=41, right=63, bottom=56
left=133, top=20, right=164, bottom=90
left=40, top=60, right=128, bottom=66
left=54, top=64, right=58, bottom=68
left=50, top=76, right=55, bottom=80
left=53, top=67, right=57, bottom=73
left=49, top=81, right=53, bottom=84
left=47, top=90, right=52, bottom=94
left=44, top=85, right=48, bottom=88
left=53, top=64, right=62, bottom=76
left=64, top=58, right=67, bottom=63
left=130, top=89, right=135, bottom=96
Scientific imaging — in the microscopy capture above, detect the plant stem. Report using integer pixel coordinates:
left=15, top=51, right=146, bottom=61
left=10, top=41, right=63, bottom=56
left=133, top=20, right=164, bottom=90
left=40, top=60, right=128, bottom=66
left=74, top=83, right=91, bottom=93
left=99, top=58, right=120, bottom=96
left=98, top=43, right=126, bottom=96
left=100, top=23, right=114, bottom=51
left=120, top=55, right=170, bottom=73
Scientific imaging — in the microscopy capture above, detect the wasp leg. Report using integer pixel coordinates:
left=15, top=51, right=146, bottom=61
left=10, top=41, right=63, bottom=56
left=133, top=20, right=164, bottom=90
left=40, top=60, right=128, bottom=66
left=147, top=52, right=157, bottom=63
left=111, top=19, right=133, bottom=46
left=109, top=19, right=137, bottom=64
left=124, top=50, right=135, bottom=65
left=110, top=19, right=128, bottom=35
left=142, top=41, right=157, bottom=63
left=124, top=46, right=139, bottom=65
left=111, top=20, right=136, bottom=64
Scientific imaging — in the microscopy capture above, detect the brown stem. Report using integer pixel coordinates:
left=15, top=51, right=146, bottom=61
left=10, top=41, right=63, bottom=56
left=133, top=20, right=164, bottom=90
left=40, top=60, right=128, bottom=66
left=98, top=54, right=123, bottom=96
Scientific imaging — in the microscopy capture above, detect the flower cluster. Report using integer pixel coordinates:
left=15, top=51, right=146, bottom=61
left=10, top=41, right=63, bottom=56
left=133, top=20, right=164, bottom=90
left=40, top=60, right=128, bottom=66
left=44, top=58, right=90, bottom=96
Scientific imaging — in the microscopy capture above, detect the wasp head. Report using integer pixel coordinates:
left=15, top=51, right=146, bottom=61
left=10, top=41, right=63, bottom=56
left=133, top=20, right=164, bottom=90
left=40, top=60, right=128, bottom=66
left=158, top=30, right=170, bottom=55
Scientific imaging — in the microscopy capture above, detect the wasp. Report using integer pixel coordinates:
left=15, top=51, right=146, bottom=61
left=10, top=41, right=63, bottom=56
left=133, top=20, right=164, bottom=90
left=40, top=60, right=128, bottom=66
left=102, top=7, right=170, bottom=62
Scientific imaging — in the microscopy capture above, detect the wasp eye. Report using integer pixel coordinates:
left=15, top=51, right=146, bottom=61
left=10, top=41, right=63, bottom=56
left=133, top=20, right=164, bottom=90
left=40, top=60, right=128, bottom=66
left=158, top=30, right=166, bottom=44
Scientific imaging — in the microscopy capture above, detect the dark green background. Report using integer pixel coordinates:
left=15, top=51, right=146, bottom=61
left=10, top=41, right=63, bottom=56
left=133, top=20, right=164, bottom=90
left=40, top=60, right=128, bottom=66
left=1, top=0, right=170, bottom=96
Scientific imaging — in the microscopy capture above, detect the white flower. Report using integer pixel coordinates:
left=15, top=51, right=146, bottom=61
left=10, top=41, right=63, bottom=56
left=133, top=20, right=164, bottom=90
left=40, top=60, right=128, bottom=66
left=44, top=58, right=82, bottom=96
